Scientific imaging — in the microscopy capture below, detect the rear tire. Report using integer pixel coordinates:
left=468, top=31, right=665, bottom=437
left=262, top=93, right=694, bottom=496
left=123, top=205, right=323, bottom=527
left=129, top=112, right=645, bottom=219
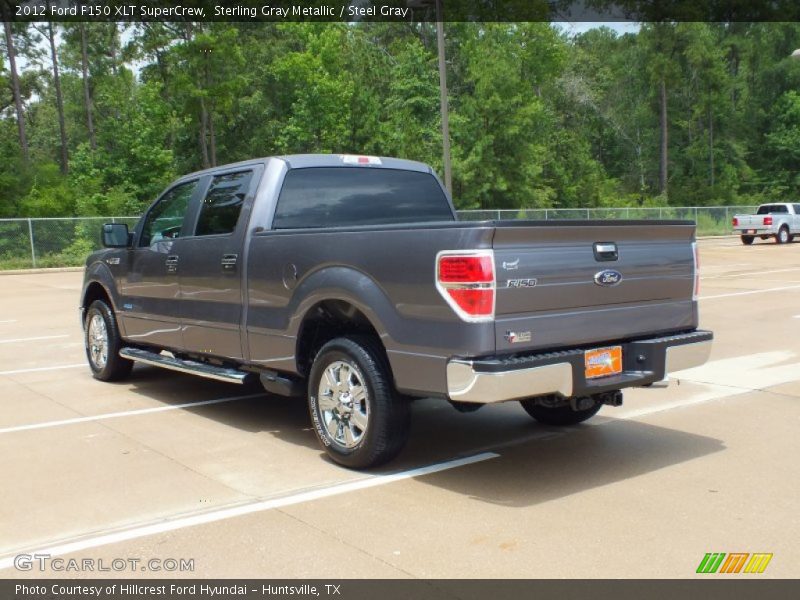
left=308, top=336, right=410, bottom=469
left=84, top=299, right=133, bottom=381
left=519, top=395, right=602, bottom=426
left=776, top=226, right=790, bottom=244
left=741, top=235, right=754, bottom=245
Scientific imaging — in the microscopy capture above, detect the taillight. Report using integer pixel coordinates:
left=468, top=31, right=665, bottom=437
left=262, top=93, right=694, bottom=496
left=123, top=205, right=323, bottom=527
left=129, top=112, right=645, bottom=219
left=764, top=216, right=773, bottom=226
left=692, top=242, right=700, bottom=301
left=436, top=251, right=495, bottom=322
left=732, top=217, right=738, bottom=227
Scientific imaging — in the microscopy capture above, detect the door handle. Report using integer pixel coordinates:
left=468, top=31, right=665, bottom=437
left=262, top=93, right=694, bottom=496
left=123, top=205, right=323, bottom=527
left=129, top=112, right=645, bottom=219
left=221, top=254, right=238, bottom=271
left=165, top=255, right=179, bottom=273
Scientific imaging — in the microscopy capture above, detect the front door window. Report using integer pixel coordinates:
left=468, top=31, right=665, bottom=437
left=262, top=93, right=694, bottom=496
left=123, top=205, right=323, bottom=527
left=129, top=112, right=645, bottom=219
left=140, top=180, right=198, bottom=246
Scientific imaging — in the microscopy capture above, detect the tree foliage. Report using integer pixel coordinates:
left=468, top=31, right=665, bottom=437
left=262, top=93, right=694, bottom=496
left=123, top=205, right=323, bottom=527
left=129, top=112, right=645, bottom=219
left=2, top=21, right=800, bottom=218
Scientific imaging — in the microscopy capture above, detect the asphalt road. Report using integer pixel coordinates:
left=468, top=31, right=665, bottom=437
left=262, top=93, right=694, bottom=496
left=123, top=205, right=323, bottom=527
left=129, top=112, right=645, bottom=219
left=1, top=237, right=798, bottom=579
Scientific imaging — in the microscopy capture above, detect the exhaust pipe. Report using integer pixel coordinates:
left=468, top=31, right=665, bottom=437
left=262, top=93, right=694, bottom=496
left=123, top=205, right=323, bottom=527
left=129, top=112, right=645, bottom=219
left=567, top=390, right=623, bottom=412
left=598, top=390, right=623, bottom=407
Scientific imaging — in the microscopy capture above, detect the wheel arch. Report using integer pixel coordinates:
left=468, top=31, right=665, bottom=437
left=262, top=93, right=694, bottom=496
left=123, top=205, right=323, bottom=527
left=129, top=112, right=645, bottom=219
left=282, top=265, right=400, bottom=378
left=82, top=281, right=114, bottom=320
left=295, top=298, right=390, bottom=380
left=81, top=261, right=119, bottom=312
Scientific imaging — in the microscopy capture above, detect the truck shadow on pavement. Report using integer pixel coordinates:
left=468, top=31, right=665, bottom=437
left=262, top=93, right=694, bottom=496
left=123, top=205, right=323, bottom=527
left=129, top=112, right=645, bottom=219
left=122, top=366, right=319, bottom=451
left=399, top=401, right=726, bottom=508
left=122, top=367, right=725, bottom=507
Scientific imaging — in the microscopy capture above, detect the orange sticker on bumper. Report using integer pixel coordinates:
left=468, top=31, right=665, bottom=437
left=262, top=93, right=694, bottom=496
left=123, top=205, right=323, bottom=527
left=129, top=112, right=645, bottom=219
left=584, top=346, right=623, bottom=379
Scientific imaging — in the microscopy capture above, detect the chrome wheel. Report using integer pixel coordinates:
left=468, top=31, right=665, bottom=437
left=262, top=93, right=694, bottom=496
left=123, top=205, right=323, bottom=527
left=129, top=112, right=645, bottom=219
left=87, top=313, right=108, bottom=369
left=308, top=337, right=410, bottom=468
left=317, top=360, right=369, bottom=449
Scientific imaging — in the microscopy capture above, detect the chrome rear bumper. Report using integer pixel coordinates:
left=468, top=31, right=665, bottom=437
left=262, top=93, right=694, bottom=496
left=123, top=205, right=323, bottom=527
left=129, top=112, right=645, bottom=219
left=447, top=330, right=713, bottom=404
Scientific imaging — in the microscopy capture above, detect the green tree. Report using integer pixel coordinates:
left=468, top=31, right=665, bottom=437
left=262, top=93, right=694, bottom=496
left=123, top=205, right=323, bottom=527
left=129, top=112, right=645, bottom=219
left=449, top=24, right=566, bottom=209
left=764, top=91, right=800, bottom=194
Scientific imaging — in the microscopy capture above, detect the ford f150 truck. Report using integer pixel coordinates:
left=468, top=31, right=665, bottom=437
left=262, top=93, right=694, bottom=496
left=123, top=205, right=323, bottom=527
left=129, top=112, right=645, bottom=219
left=732, top=203, right=800, bottom=245
left=81, top=154, right=713, bottom=468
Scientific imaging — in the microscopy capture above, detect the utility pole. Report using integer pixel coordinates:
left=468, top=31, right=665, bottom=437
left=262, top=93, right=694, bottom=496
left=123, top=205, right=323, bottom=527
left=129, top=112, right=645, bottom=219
left=435, top=0, right=452, bottom=194
left=408, top=0, right=452, bottom=193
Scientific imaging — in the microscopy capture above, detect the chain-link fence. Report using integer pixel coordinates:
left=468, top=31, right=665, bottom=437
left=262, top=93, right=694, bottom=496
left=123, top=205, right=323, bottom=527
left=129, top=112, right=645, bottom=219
left=0, top=207, right=753, bottom=270
left=0, top=217, right=140, bottom=270
left=457, top=205, right=757, bottom=236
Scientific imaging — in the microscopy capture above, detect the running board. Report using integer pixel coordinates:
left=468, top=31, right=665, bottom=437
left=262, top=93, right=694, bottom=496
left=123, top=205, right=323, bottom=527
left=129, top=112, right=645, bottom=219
left=119, top=347, right=251, bottom=384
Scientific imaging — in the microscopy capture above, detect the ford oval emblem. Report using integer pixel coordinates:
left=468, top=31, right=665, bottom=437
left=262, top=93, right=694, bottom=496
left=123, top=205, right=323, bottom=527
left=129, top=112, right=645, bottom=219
left=594, top=269, right=623, bottom=287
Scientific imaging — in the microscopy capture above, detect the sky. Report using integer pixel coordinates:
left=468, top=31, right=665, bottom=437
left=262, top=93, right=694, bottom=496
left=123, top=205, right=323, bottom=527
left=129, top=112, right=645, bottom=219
left=554, top=21, right=641, bottom=37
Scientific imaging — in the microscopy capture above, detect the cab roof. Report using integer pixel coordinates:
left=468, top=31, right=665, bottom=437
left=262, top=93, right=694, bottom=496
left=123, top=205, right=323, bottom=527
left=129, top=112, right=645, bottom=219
left=179, top=154, right=433, bottom=181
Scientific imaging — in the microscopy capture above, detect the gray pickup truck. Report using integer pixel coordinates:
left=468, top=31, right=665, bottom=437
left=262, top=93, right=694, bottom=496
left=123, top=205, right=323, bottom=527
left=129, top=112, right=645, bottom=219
left=81, top=154, right=712, bottom=468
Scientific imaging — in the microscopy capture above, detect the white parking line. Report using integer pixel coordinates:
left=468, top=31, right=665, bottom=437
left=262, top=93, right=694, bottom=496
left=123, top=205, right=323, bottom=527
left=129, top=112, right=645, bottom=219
left=0, top=393, right=265, bottom=435
left=614, top=351, right=799, bottom=422
left=0, top=319, right=17, bottom=324
left=613, top=383, right=742, bottom=421
left=0, top=363, right=85, bottom=376
left=700, top=262, right=752, bottom=272
left=703, top=266, right=800, bottom=279
left=0, top=334, right=69, bottom=344
left=700, top=284, right=800, bottom=300
left=0, top=451, right=499, bottom=570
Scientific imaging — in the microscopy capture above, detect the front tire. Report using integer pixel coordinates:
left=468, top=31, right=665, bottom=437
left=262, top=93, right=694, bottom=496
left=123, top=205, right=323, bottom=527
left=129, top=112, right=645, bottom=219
left=776, top=226, right=790, bottom=244
left=519, top=395, right=602, bottom=426
left=741, top=235, right=754, bottom=245
left=308, top=336, right=410, bottom=469
left=84, top=299, right=133, bottom=381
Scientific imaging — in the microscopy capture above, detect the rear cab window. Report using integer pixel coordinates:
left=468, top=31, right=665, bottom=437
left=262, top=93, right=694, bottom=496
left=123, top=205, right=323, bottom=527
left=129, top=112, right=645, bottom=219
left=272, top=167, right=454, bottom=229
left=757, top=204, right=788, bottom=214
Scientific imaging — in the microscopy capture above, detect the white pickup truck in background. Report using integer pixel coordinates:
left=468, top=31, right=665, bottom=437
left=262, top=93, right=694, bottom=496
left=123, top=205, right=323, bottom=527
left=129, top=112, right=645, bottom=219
left=732, top=203, right=800, bottom=245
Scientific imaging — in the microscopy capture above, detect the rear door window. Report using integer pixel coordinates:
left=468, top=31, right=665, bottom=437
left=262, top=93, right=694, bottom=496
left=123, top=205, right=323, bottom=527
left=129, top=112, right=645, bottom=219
left=272, top=167, right=453, bottom=229
left=194, top=171, right=253, bottom=236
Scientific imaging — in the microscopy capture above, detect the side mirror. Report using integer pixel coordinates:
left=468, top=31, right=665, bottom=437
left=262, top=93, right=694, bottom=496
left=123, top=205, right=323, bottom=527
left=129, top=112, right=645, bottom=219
left=102, top=223, right=131, bottom=248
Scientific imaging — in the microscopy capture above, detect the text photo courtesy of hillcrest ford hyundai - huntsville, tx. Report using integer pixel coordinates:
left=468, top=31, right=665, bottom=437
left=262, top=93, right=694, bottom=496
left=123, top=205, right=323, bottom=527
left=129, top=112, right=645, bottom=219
left=2, top=2, right=800, bottom=598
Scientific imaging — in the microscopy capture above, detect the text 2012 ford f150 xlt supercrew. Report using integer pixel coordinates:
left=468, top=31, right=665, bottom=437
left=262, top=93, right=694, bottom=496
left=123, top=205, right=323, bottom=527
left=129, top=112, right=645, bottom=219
left=81, top=154, right=713, bottom=468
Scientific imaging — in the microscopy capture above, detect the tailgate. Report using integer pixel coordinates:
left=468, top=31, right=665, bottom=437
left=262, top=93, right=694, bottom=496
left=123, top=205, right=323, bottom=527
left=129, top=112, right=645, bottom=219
left=492, top=221, right=697, bottom=354
left=735, top=215, right=761, bottom=229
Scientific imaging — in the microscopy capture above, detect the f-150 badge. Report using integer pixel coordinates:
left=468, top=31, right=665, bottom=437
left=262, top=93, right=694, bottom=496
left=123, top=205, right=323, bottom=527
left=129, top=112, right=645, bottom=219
left=506, top=279, right=537, bottom=288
